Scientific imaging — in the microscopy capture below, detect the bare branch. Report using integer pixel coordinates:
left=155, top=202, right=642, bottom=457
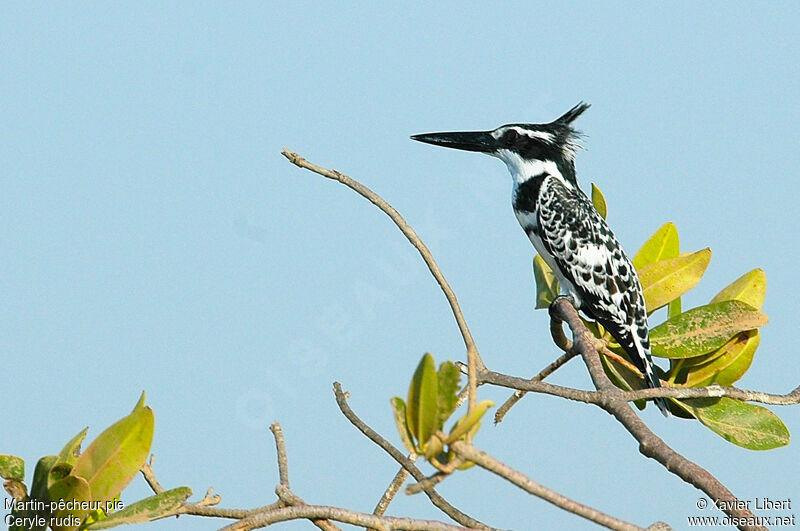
left=373, top=465, right=412, bottom=517
left=494, top=349, right=578, bottom=423
left=270, top=423, right=290, bottom=487
left=221, top=504, right=471, bottom=531
left=140, top=455, right=165, bottom=494
left=449, top=441, right=651, bottom=531
left=282, top=148, right=483, bottom=411
left=332, top=382, right=494, bottom=530
left=623, top=384, right=800, bottom=406
left=480, top=370, right=600, bottom=404
left=267, top=422, right=340, bottom=531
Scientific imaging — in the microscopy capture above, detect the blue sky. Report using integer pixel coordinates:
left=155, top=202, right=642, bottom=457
left=2, top=3, right=799, bottom=530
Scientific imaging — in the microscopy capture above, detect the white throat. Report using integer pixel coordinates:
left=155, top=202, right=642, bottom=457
left=493, top=149, right=570, bottom=189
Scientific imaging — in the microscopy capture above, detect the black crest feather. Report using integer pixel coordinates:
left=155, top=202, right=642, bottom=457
left=554, top=102, right=591, bottom=125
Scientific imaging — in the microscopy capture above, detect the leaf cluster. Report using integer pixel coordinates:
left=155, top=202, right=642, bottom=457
left=0, top=394, right=190, bottom=530
left=533, top=185, right=788, bottom=450
left=391, top=354, right=493, bottom=471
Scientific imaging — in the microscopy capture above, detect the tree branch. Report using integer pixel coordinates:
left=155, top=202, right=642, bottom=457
left=494, top=349, right=578, bottom=423
left=549, top=298, right=768, bottom=531
left=282, top=148, right=483, bottom=412
left=333, top=382, right=494, bottom=530
left=221, top=505, right=470, bottom=531
left=623, top=384, right=800, bottom=405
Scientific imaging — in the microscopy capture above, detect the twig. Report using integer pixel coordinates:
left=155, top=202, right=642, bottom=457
left=373, top=465, right=412, bottom=517
left=623, top=384, right=800, bottom=405
left=449, top=441, right=652, bottom=531
left=494, top=349, right=578, bottom=424
left=270, top=423, right=290, bottom=487
left=221, top=504, right=471, bottom=531
left=270, top=422, right=339, bottom=531
left=549, top=298, right=767, bottom=531
left=142, top=456, right=284, bottom=520
left=332, top=382, right=494, bottom=530
left=140, top=455, right=165, bottom=494
left=282, top=148, right=483, bottom=412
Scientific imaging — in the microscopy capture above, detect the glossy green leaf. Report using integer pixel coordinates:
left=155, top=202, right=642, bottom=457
left=632, top=222, right=679, bottom=270
left=639, top=249, right=711, bottom=313
left=48, top=475, right=91, bottom=531
left=85, top=487, right=192, bottom=529
left=591, top=183, right=607, bottom=219
left=0, top=454, right=24, bottom=481
left=681, top=330, right=759, bottom=387
left=390, top=397, right=417, bottom=454
left=70, top=393, right=154, bottom=505
left=673, top=397, right=790, bottom=450
left=446, top=400, right=493, bottom=443
left=405, top=354, right=438, bottom=450
left=533, top=254, right=560, bottom=309
left=436, top=361, right=460, bottom=430
left=650, top=300, right=768, bottom=359
left=710, top=268, right=766, bottom=309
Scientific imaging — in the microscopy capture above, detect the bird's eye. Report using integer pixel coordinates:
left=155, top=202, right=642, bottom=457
left=503, top=129, right=519, bottom=146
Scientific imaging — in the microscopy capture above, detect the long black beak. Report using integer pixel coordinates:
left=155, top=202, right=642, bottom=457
left=410, top=130, right=496, bottom=153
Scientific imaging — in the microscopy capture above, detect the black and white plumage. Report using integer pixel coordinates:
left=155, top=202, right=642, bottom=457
left=412, top=103, right=669, bottom=416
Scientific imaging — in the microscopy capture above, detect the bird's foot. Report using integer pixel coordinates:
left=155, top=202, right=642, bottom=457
left=548, top=294, right=577, bottom=321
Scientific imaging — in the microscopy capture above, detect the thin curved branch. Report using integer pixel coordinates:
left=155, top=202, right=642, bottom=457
left=282, top=148, right=483, bottom=412
left=332, top=382, right=494, bottom=530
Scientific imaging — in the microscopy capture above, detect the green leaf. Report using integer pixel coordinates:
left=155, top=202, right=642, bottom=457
left=70, top=393, right=154, bottom=505
left=436, top=361, right=460, bottom=430
left=0, top=454, right=25, bottom=481
left=710, top=268, right=766, bottom=309
left=639, top=249, right=711, bottom=313
left=672, top=397, right=790, bottom=450
left=446, top=400, right=493, bottom=443
left=650, top=300, right=768, bottom=359
left=632, top=222, right=679, bottom=270
left=680, top=330, right=760, bottom=387
left=85, top=487, right=192, bottom=529
left=533, top=254, right=560, bottom=309
left=667, top=297, right=682, bottom=319
left=30, top=455, right=57, bottom=505
left=48, top=475, right=91, bottom=530
left=405, top=354, right=439, bottom=450
left=390, top=398, right=417, bottom=454
left=591, top=183, right=607, bottom=219
left=15, top=456, right=58, bottom=531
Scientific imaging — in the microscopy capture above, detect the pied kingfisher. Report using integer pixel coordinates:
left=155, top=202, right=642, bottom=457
left=412, top=103, right=669, bottom=416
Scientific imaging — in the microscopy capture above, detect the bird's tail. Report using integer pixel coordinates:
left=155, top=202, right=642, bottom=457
left=607, top=323, right=670, bottom=417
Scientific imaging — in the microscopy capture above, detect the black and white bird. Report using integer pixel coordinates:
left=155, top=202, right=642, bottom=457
left=412, top=103, right=669, bottom=416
